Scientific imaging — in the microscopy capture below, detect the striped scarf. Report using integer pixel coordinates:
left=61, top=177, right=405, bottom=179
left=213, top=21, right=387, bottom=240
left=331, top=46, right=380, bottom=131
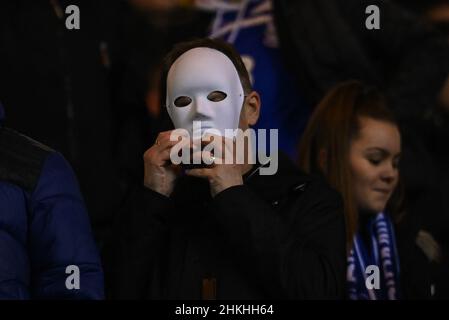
left=347, top=212, right=401, bottom=300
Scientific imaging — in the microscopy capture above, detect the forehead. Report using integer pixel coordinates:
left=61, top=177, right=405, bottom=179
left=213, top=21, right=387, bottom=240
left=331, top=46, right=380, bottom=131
left=354, top=117, right=401, bottom=154
left=167, top=47, right=239, bottom=89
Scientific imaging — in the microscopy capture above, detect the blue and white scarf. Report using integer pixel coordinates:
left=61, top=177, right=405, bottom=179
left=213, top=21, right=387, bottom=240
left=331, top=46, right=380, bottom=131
left=347, top=212, right=401, bottom=300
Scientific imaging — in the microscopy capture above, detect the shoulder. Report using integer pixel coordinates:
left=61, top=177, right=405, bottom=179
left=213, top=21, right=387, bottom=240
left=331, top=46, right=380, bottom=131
left=250, top=151, right=341, bottom=203
left=0, top=127, right=54, bottom=192
left=244, top=152, right=343, bottom=221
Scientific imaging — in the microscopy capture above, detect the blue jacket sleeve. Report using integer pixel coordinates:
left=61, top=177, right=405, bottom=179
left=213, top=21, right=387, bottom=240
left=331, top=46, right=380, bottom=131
left=27, top=152, right=104, bottom=299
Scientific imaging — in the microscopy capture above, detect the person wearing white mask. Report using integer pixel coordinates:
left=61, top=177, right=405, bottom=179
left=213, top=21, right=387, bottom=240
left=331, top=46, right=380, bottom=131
left=110, top=38, right=346, bottom=299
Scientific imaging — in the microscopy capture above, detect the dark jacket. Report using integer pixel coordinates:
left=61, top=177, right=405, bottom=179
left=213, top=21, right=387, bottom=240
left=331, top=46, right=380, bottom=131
left=395, top=216, right=435, bottom=299
left=0, top=103, right=104, bottom=299
left=111, top=153, right=346, bottom=299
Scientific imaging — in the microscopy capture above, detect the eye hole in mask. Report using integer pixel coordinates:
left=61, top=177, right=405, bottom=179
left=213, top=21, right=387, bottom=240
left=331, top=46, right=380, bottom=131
left=207, top=90, right=227, bottom=102
left=174, top=96, right=192, bottom=108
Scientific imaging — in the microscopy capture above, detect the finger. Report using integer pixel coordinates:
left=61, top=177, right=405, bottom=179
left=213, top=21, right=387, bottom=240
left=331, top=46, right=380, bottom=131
left=202, top=135, right=236, bottom=163
left=148, top=140, right=185, bottom=166
left=185, top=168, right=213, bottom=179
left=154, top=130, right=170, bottom=145
left=201, top=150, right=222, bottom=166
left=203, top=133, right=233, bottom=145
left=157, top=148, right=173, bottom=164
left=201, top=134, right=223, bottom=156
left=169, top=138, right=193, bottom=164
left=188, top=149, right=222, bottom=166
left=145, top=148, right=170, bottom=167
left=158, top=135, right=186, bottom=151
left=156, top=130, right=186, bottom=147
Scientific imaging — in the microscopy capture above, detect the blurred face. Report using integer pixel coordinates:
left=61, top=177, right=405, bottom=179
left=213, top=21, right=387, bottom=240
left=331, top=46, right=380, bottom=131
left=349, top=117, right=401, bottom=214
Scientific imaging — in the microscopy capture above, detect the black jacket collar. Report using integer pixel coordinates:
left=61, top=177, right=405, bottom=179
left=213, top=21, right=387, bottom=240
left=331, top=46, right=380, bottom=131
left=243, top=151, right=312, bottom=204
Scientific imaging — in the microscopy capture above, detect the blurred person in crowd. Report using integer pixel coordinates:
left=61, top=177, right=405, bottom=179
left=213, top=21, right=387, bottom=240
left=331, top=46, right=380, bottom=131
left=110, top=38, right=346, bottom=299
left=0, top=0, right=121, bottom=246
left=195, top=0, right=310, bottom=158
left=394, top=0, right=449, bottom=28
left=194, top=0, right=449, bottom=158
left=0, top=101, right=103, bottom=299
left=388, top=0, right=449, bottom=297
left=276, top=0, right=449, bottom=298
left=298, top=81, right=443, bottom=299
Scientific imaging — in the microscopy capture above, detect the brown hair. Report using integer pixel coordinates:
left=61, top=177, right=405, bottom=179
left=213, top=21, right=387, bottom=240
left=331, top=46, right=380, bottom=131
left=298, top=80, right=404, bottom=246
left=160, top=37, right=252, bottom=108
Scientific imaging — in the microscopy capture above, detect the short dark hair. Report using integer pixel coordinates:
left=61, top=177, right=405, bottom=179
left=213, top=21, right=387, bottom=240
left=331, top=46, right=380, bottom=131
left=160, top=38, right=252, bottom=107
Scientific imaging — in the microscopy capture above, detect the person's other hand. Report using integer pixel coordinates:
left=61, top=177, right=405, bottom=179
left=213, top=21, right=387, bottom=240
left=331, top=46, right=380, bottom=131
left=143, top=130, right=182, bottom=197
left=185, top=135, right=244, bottom=197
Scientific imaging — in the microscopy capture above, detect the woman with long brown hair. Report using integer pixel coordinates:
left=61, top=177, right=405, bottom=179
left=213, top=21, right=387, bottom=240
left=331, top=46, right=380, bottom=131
left=298, top=80, right=437, bottom=299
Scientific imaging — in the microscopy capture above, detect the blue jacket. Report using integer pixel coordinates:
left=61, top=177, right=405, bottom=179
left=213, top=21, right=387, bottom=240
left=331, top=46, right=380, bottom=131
left=0, top=102, right=104, bottom=299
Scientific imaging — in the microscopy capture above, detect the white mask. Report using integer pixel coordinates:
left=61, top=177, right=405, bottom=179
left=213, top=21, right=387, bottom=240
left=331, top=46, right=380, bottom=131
left=166, top=47, right=245, bottom=139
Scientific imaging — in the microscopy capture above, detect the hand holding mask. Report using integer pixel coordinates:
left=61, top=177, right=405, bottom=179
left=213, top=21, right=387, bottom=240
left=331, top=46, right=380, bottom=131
left=165, top=46, right=245, bottom=170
